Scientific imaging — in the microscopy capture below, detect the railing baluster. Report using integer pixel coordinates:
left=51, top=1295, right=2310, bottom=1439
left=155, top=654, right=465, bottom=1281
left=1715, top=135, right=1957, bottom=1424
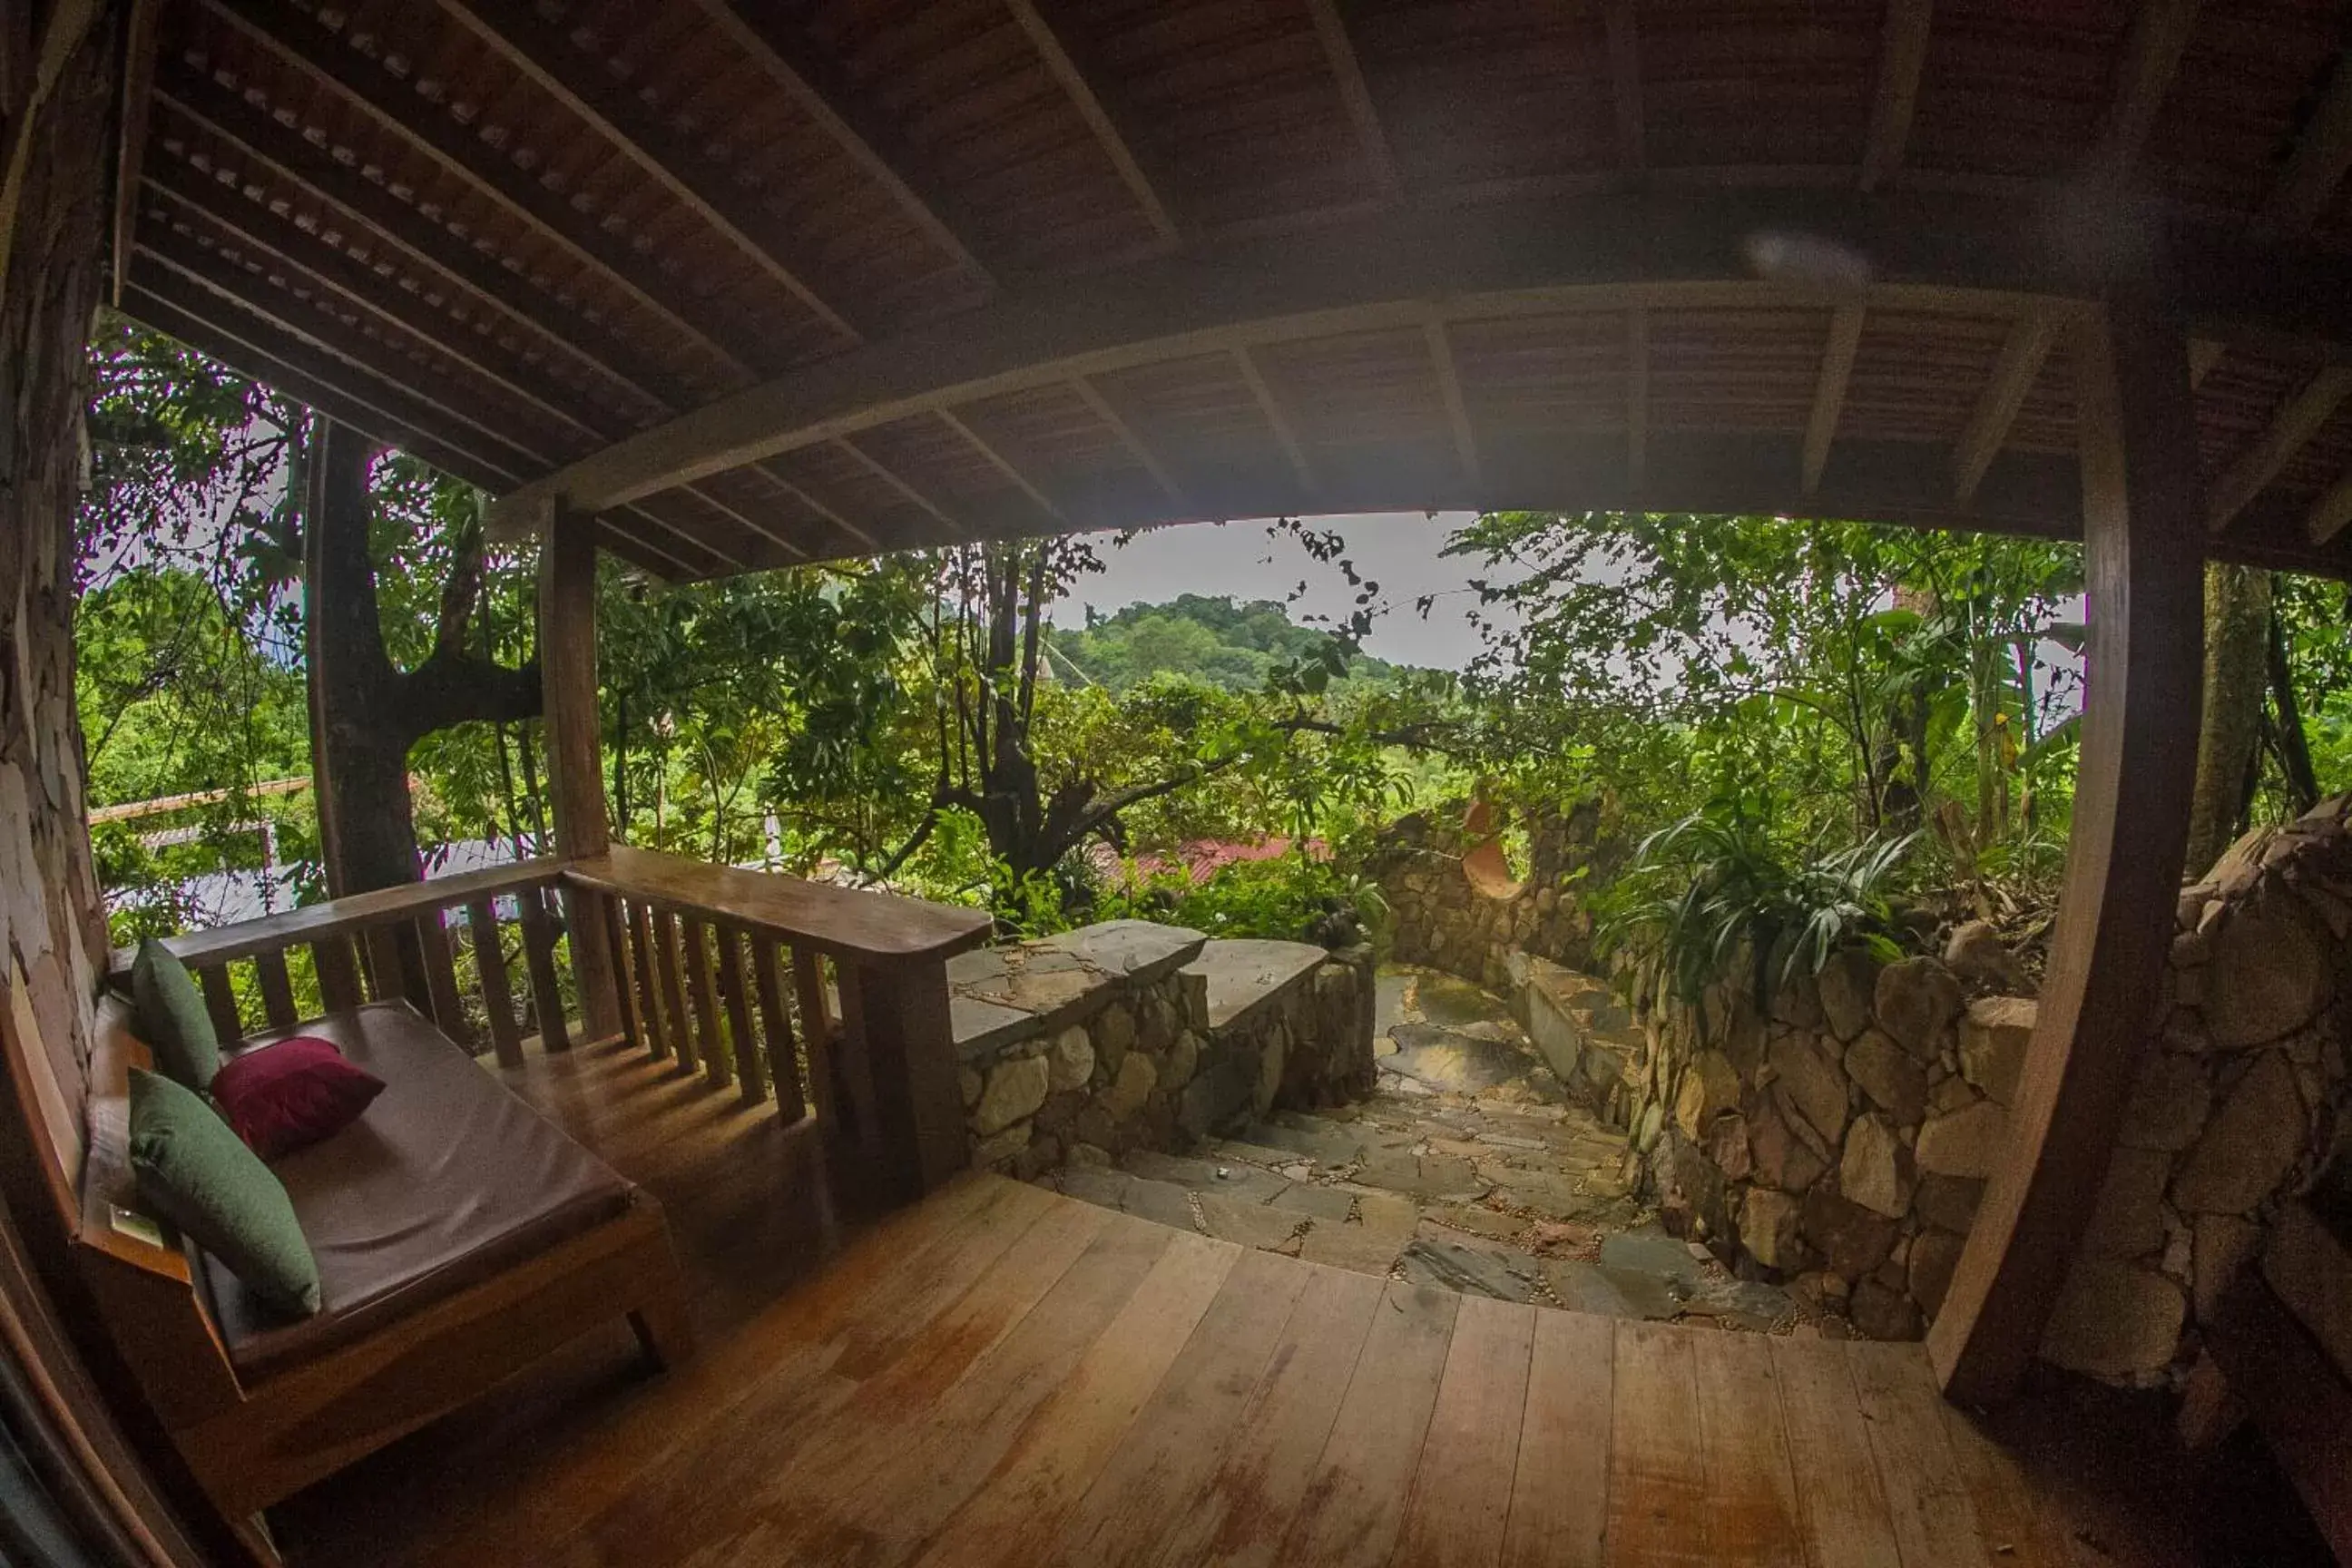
left=790, top=947, right=848, bottom=1142
left=715, top=926, right=766, bottom=1105
left=828, top=964, right=887, bottom=1174
left=197, top=965, right=244, bottom=1044
left=361, top=925, right=407, bottom=1008
left=416, top=911, right=472, bottom=1049
left=253, top=950, right=299, bottom=1034
left=628, top=902, right=670, bottom=1061
left=602, top=895, right=644, bottom=1052
left=468, top=899, right=524, bottom=1069
left=680, top=919, right=727, bottom=1087
left=519, top=887, right=571, bottom=1054
left=313, top=936, right=364, bottom=1013
left=651, top=909, right=696, bottom=1073
left=751, top=935, right=803, bottom=1122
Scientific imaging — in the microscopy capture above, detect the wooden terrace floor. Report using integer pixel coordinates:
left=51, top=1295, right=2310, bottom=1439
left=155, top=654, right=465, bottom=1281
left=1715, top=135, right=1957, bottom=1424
left=270, top=1036, right=2198, bottom=1567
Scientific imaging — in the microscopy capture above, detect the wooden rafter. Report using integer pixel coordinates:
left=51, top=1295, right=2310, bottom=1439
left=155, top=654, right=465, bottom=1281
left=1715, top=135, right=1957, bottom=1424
left=112, top=0, right=161, bottom=304
left=835, top=437, right=962, bottom=532
left=1425, top=318, right=1482, bottom=487
left=1070, top=377, right=1185, bottom=505
left=674, top=484, right=809, bottom=563
left=1624, top=309, right=1648, bottom=491
left=2093, top=0, right=2200, bottom=171
left=2263, top=49, right=2352, bottom=235
left=1953, top=309, right=2057, bottom=505
left=199, top=0, right=752, bottom=377
left=1604, top=0, right=1643, bottom=173
left=1858, top=0, right=1932, bottom=191
left=1231, top=346, right=1317, bottom=497
left=2188, top=338, right=2227, bottom=387
left=2307, top=466, right=2352, bottom=544
left=2206, top=364, right=2352, bottom=532
left=750, top=461, right=883, bottom=554
left=1802, top=303, right=1866, bottom=495
left=936, top=411, right=1062, bottom=521
left=1303, top=0, right=1400, bottom=201
left=688, top=0, right=996, bottom=287
left=435, top=0, right=861, bottom=343
left=1004, top=0, right=1181, bottom=246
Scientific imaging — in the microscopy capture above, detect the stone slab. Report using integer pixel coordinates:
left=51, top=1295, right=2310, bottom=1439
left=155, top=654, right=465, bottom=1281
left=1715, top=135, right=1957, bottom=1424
left=1184, top=938, right=1327, bottom=1031
left=1032, top=920, right=1208, bottom=987
left=951, top=995, right=1044, bottom=1060
left=1396, top=1235, right=1544, bottom=1303
left=1122, top=1150, right=1290, bottom=1203
left=1270, top=1183, right=1358, bottom=1221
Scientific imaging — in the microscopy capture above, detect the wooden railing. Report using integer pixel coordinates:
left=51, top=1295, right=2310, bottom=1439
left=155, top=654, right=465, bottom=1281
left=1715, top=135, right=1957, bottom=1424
left=114, top=847, right=994, bottom=1207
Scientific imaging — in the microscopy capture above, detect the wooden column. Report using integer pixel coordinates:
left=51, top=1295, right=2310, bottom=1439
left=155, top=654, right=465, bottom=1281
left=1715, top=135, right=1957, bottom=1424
left=1926, top=300, right=2205, bottom=1405
left=538, top=510, right=624, bottom=1043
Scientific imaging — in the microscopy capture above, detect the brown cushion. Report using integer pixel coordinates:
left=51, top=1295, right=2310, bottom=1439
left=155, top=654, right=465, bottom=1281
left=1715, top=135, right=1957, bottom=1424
left=201, top=1002, right=634, bottom=1380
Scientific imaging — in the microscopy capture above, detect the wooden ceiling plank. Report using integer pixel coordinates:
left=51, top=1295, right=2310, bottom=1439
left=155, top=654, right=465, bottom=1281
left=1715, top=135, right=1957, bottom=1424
left=2188, top=337, right=2226, bottom=387
left=2207, top=364, right=2352, bottom=532
left=1231, top=346, right=1318, bottom=497
left=1421, top=317, right=1483, bottom=487
left=1070, top=376, right=1187, bottom=506
left=1954, top=309, right=2058, bottom=505
left=113, top=0, right=162, bottom=305
left=835, top=436, right=963, bottom=531
left=2095, top=0, right=2201, bottom=170
left=1604, top=0, right=1643, bottom=173
left=750, top=461, right=883, bottom=554
left=671, top=483, right=809, bottom=562
left=1625, top=308, right=1648, bottom=492
left=435, top=0, right=861, bottom=343
left=2262, top=50, right=2352, bottom=235
left=936, top=410, right=1062, bottom=520
left=594, top=514, right=699, bottom=580
left=2303, top=466, right=2352, bottom=544
left=1303, top=0, right=1400, bottom=202
left=1803, top=303, right=1867, bottom=495
left=1004, top=0, right=1181, bottom=245
left=1857, top=0, right=1931, bottom=191
left=199, top=0, right=753, bottom=377
left=151, top=64, right=684, bottom=416
left=690, top=0, right=997, bottom=286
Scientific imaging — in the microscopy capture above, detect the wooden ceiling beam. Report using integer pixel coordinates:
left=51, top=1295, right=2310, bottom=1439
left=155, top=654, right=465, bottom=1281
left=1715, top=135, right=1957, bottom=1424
left=199, top=0, right=754, bottom=379
left=1624, top=309, right=1649, bottom=492
left=2206, top=364, right=2352, bottom=532
left=1858, top=0, right=1931, bottom=191
left=1303, top=0, right=1400, bottom=202
left=1231, top=346, right=1318, bottom=498
left=1070, top=377, right=1186, bottom=507
left=435, top=0, right=863, bottom=342
left=1425, top=318, right=1483, bottom=488
left=1802, top=303, right=1866, bottom=495
left=2262, top=49, right=2352, bottom=236
left=2092, top=0, right=2201, bottom=172
left=2307, top=466, right=2352, bottom=544
left=1604, top=0, right=1643, bottom=175
left=1953, top=308, right=2057, bottom=505
left=2188, top=337, right=2227, bottom=387
left=1004, top=0, right=1181, bottom=246
left=936, top=410, right=1063, bottom=522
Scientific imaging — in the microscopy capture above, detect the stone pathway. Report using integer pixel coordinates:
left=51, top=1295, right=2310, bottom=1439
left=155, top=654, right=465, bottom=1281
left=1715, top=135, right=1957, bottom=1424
left=1041, top=964, right=1800, bottom=1331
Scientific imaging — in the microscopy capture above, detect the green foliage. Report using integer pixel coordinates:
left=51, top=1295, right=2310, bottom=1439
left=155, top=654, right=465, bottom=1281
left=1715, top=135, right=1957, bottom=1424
left=1096, top=850, right=1388, bottom=946
left=1048, top=593, right=1401, bottom=693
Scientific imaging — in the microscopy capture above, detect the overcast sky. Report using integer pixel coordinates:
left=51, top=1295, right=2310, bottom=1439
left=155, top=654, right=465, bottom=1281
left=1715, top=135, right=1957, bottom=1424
left=1046, top=510, right=1514, bottom=671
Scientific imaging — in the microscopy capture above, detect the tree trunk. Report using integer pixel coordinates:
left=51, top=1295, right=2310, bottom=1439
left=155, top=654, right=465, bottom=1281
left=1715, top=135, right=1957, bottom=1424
left=2267, top=604, right=2320, bottom=813
left=2184, top=562, right=2273, bottom=877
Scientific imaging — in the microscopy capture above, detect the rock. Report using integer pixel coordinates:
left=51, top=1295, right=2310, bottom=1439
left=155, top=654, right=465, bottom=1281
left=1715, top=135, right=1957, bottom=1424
left=2170, top=1051, right=2305, bottom=1214
left=1944, top=920, right=2030, bottom=992
left=2209, top=829, right=2275, bottom=900
left=2171, top=928, right=2210, bottom=967
left=1907, top=1229, right=1965, bottom=1318
left=1748, top=1096, right=1828, bottom=1191
left=971, top=1121, right=1032, bottom=1169
left=1839, top=1114, right=1917, bottom=1220
left=1815, top=949, right=1878, bottom=1043
left=1801, top=1188, right=1899, bottom=1279
left=1849, top=1278, right=1922, bottom=1341
left=1706, top=1112, right=1753, bottom=1182
left=1164, top=1030, right=1200, bottom=1089
left=2190, top=1213, right=2262, bottom=1322
left=1874, top=958, right=1964, bottom=1060
left=1673, top=1050, right=1741, bottom=1141
left=1068, top=1142, right=1112, bottom=1168
left=1047, top=1024, right=1095, bottom=1093
left=2177, top=885, right=2214, bottom=931
left=1913, top=1172, right=1984, bottom=1234
left=1396, top=1236, right=1543, bottom=1304
left=1101, top=1051, right=1160, bottom=1122
left=2203, top=900, right=2330, bottom=1048
left=2118, top=1054, right=2210, bottom=1152
left=1844, top=1029, right=1928, bottom=1123
left=1094, top=1003, right=1137, bottom=1073
left=1915, top=1098, right=2008, bottom=1179
left=1032, top=1088, right=1085, bottom=1140
left=2081, top=1146, right=2171, bottom=1257
left=2039, top=1259, right=2186, bottom=1378
left=1928, top=1073, right=1977, bottom=1115
left=1956, top=995, right=2034, bottom=1106
left=1740, top=1188, right=1805, bottom=1271
left=1770, top=975, right=1824, bottom=1030
left=1253, top=1023, right=1288, bottom=1116
left=958, top=1066, right=984, bottom=1109
left=974, top=1054, right=1050, bottom=1136
left=1632, top=1096, right=1664, bottom=1153
left=1767, top=1033, right=1851, bottom=1148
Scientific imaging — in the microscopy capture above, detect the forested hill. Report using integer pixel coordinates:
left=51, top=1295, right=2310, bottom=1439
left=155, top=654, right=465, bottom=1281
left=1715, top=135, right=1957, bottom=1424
left=1044, top=594, right=1409, bottom=693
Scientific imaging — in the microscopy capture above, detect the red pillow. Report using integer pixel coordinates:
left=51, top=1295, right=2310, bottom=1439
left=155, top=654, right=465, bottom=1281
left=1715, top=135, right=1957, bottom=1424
left=211, top=1036, right=385, bottom=1161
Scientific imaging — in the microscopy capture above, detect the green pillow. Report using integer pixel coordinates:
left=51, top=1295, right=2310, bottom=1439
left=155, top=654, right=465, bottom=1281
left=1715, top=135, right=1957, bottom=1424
left=128, top=1070, right=320, bottom=1318
left=131, top=939, right=220, bottom=1090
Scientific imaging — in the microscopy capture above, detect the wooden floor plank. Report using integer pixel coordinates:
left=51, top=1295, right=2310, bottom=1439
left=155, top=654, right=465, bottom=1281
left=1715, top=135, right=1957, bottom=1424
left=1847, top=1340, right=1994, bottom=1568
left=1392, top=1293, right=1539, bottom=1568
left=1767, top=1336, right=1905, bottom=1568
left=1501, top=1308, right=1612, bottom=1568
left=1276, top=1280, right=1462, bottom=1568
left=1603, top=1320, right=1711, bottom=1565
left=910, top=1230, right=1242, bottom=1568
left=1152, top=1263, right=1387, bottom=1568
left=1689, top=1329, right=1806, bottom=1567
left=1049, top=1248, right=1316, bottom=1568
left=1937, top=1399, right=2083, bottom=1568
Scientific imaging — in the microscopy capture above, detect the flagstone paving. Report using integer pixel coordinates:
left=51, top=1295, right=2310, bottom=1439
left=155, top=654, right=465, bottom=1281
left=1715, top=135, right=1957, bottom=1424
left=1038, top=963, right=1804, bottom=1331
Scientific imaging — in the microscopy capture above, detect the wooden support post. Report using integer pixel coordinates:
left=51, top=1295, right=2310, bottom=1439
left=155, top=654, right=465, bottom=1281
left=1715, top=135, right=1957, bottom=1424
left=1926, top=299, right=2204, bottom=1405
left=840, top=960, right=965, bottom=1205
left=539, top=509, right=624, bottom=1043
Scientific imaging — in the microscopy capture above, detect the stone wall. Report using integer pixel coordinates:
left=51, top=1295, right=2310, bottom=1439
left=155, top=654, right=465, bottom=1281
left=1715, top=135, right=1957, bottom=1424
left=1370, top=805, right=1612, bottom=992
left=949, top=921, right=1375, bottom=1181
